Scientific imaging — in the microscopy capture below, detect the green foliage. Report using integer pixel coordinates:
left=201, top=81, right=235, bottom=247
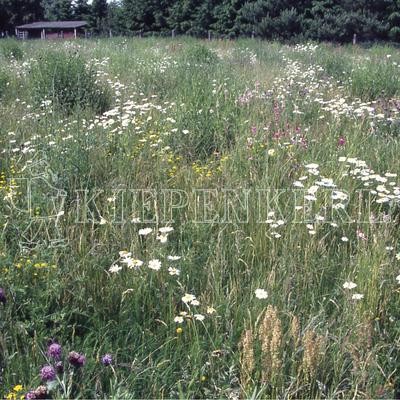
left=349, top=60, right=400, bottom=100
left=41, top=0, right=73, bottom=21
left=73, top=0, right=91, bottom=20
left=182, top=43, right=219, bottom=64
left=0, top=0, right=43, bottom=32
left=1, top=38, right=400, bottom=400
left=1, top=0, right=400, bottom=42
left=0, top=67, right=9, bottom=97
left=89, top=0, right=109, bottom=33
left=0, top=40, right=23, bottom=60
left=29, top=50, right=111, bottom=114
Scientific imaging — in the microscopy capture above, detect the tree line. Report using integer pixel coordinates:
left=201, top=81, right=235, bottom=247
left=1, top=0, right=400, bottom=42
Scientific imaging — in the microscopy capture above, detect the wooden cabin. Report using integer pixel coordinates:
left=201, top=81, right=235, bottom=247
left=15, top=21, right=87, bottom=40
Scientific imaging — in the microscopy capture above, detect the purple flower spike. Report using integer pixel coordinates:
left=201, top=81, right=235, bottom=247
left=68, top=351, right=86, bottom=368
left=47, top=342, right=62, bottom=360
left=40, top=365, right=56, bottom=382
left=101, top=353, right=113, bottom=366
left=0, top=288, right=6, bottom=304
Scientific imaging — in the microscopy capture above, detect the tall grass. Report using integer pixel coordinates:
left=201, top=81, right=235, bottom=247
left=1, top=37, right=400, bottom=399
left=29, top=49, right=112, bottom=114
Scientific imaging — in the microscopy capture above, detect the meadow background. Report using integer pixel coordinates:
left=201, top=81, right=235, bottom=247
left=0, top=37, right=400, bottom=399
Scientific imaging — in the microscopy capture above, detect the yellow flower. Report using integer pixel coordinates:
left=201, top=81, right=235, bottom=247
left=13, top=385, right=23, bottom=392
left=200, top=375, right=207, bottom=382
left=176, top=327, right=183, bottom=334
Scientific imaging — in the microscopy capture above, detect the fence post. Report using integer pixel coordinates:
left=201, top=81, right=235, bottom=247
left=208, top=30, right=211, bottom=41
left=172, top=29, right=175, bottom=38
left=251, top=30, right=255, bottom=39
left=352, top=33, right=357, bottom=45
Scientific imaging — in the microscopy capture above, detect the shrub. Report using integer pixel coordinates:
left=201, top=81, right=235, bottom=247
left=349, top=61, right=400, bottom=100
left=1, top=40, right=23, bottom=60
left=0, top=68, right=9, bottom=98
left=29, top=50, right=111, bottom=114
left=182, top=44, right=219, bottom=65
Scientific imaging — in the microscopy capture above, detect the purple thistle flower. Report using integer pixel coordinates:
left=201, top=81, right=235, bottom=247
left=101, top=353, right=113, bottom=366
left=33, top=386, right=48, bottom=400
left=0, top=288, right=6, bottom=304
left=47, top=342, right=62, bottom=360
left=40, top=365, right=56, bottom=382
left=68, top=351, right=86, bottom=368
left=25, top=391, right=37, bottom=400
left=338, top=136, right=346, bottom=147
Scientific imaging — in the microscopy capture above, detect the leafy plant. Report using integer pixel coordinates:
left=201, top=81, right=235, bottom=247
left=29, top=50, right=111, bottom=114
left=182, top=44, right=219, bottom=65
left=0, top=68, right=9, bottom=98
left=1, top=40, right=23, bottom=60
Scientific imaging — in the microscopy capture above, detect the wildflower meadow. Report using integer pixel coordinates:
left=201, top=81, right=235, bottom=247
left=0, top=38, right=400, bottom=399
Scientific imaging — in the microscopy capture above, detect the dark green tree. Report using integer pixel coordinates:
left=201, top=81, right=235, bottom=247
left=387, top=0, right=400, bottom=41
left=73, top=0, right=91, bottom=20
left=123, top=0, right=174, bottom=32
left=107, top=1, right=126, bottom=34
left=42, top=0, right=73, bottom=20
left=0, top=0, right=44, bottom=31
left=167, top=0, right=198, bottom=33
left=1, top=0, right=399, bottom=42
left=90, top=0, right=108, bottom=33
left=212, top=0, right=246, bottom=37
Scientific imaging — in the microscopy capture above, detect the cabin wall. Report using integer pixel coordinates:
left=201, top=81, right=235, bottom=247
left=16, top=28, right=86, bottom=40
left=46, top=31, right=75, bottom=39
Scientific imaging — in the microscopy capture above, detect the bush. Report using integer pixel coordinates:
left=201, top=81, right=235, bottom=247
left=1, top=40, right=23, bottom=60
left=0, top=68, right=9, bottom=98
left=182, top=44, right=219, bottom=65
left=29, top=50, right=111, bottom=114
left=349, top=60, right=400, bottom=100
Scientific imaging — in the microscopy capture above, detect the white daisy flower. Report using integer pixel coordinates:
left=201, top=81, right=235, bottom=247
left=148, top=259, right=161, bottom=271
left=343, top=281, right=357, bottom=289
left=182, top=293, right=196, bottom=304
left=159, top=226, right=174, bottom=234
left=109, top=264, right=122, bottom=273
left=156, top=234, right=168, bottom=243
left=124, top=258, right=143, bottom=269
left=139, top=228, right=153, bottom=236
left=255, top=288, right=268, bottom=299
left=168, top=267, right=180, bottom=276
